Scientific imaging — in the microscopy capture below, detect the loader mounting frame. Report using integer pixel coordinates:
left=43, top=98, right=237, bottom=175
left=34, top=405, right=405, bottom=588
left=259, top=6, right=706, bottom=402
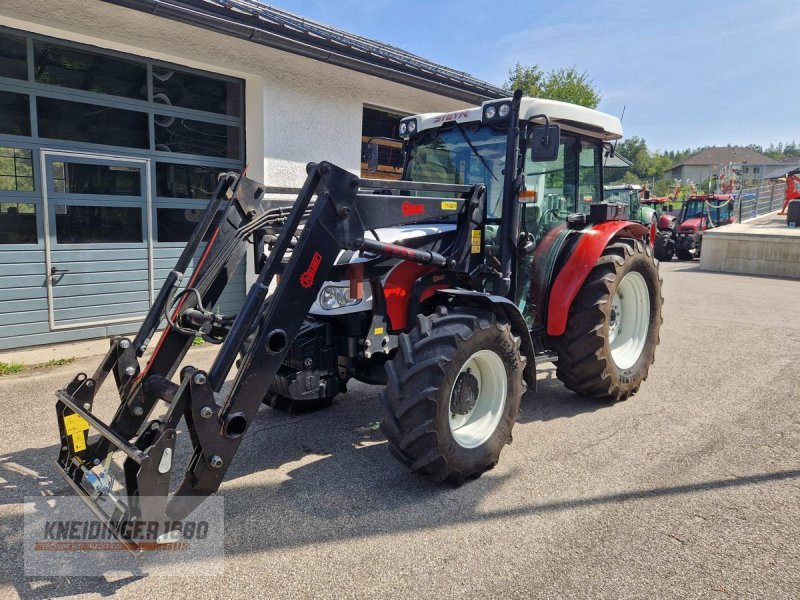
left=55, top=161, right=485, bottom=549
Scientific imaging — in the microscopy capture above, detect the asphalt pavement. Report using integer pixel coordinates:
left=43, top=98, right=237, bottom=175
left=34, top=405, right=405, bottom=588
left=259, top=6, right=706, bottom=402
left=1, top=261, right=799, bottom=599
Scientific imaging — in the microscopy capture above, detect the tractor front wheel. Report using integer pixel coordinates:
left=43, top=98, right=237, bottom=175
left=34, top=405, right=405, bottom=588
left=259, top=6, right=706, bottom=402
left=551, top=239, right=662, bottom=402
left=381, top=306, right=525, bottom=484
left=653, top=230, right=674, bottom=262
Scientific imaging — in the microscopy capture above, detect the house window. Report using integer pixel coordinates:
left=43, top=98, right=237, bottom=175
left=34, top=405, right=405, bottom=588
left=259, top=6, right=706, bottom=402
left=361, top=106, right=406, bottom=180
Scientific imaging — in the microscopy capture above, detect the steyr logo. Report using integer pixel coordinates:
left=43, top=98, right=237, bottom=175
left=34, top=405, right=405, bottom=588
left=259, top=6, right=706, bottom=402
left=433, top=111, right=470, bottom=124
left=401, top=201, right=425, bottom=217
left=299, top=252, right=323, bottom=288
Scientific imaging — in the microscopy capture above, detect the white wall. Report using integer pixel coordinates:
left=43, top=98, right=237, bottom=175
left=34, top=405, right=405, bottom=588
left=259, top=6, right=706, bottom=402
left=1, top=0, right=470, bottom=186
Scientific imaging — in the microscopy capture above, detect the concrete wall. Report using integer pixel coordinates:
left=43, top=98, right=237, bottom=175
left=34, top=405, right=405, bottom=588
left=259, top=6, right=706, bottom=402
left=700, top=217, right=800, bottom=279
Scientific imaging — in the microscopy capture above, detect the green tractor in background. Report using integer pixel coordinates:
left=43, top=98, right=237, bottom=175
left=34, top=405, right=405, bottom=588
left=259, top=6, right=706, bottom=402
left=603, top=184, right=677, bottom=260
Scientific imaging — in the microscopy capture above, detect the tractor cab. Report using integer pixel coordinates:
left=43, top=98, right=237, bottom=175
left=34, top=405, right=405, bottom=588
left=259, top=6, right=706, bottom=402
left=678, top=194, right=735, bottom=231
left=397, top=95, right=624, bottom=320
left=604, top=184, right=644, bottom=224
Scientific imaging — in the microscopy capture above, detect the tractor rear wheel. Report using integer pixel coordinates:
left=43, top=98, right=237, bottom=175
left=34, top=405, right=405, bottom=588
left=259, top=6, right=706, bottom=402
left=381, top=306, right=525, bottom=484
left=551, top=239, right=662, bottom=402
left=653, top=230, right=674, bottom=262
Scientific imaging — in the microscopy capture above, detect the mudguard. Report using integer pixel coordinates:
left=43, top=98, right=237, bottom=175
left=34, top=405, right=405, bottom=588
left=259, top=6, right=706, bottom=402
left=433, top=289, right=537, bottom=390
left=546, top=220, right=648, bottom=337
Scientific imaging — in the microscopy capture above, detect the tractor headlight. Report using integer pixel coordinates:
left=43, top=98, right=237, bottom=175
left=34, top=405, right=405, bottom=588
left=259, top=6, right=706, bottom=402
left=407, top=119, right=417, bottom=133
left=319, top=285, right=361, bottom=310
left=399, top=122, right=407, bottom=136
left=482, top=100, right=513, bottom=124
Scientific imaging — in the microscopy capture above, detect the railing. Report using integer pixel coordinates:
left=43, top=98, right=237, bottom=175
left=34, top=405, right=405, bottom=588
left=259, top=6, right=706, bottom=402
left=737, top=181, right=787, bottom=222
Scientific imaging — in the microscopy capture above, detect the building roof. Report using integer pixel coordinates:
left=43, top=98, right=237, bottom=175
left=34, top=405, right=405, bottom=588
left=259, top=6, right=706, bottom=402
left=106, top=0, right=507, bottom=104
left=669, top=146, right=782, bottom=170
left=764, top=162, right=800, bottom=179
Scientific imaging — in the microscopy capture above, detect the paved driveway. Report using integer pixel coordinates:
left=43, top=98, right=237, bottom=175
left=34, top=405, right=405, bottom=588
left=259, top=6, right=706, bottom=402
left=1, top=262, right=799, bottom=598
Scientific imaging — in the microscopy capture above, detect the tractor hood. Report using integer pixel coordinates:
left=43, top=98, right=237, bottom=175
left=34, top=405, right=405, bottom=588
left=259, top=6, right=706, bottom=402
left=658, top=214, right=676, bottom=229
left=678, top=217, right=704, bottom=233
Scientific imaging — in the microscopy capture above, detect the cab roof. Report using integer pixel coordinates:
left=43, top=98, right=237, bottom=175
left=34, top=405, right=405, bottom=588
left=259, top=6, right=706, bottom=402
left=408, top=97, right=623, bottom=142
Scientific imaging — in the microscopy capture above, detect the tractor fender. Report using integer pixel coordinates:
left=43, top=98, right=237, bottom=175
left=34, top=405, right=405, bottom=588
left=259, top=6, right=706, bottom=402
left=546, top=220, right=649, bottom=337
left=433, top=289, right=536, bottom=390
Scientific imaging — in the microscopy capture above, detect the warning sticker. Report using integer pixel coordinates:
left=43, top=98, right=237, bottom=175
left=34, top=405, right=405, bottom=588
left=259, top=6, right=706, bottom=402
left=71, top=432, right=86, bottom=453
left=63, top=413, right=90, bottom=436
left=471, top=230, right=482, bottom=254
left=373, top=327, right=384, bottom=335
left=441, top=201, right=458, bottom=210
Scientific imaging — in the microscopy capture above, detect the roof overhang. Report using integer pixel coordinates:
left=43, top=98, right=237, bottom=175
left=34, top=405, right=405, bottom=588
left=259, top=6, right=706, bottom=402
left=102, top=0, right=506, bottom=104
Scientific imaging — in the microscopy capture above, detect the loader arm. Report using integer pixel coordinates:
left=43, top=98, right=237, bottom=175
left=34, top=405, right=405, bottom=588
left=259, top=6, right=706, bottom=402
left=55, top=161, right=484, bottom=548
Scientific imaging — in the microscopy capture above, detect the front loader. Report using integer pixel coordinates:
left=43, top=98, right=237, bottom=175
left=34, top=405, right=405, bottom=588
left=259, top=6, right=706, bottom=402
left=55, top=91, right=662, bottom=548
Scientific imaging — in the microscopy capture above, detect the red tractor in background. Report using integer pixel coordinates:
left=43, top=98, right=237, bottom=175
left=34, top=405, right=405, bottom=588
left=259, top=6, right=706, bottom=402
left=656, top=194, right=736, bottom=261
left=780, top=169, right=800, bottom=227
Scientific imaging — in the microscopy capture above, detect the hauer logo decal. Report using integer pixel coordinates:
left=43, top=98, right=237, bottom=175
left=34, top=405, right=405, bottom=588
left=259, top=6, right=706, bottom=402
left=401, top=201, right=425, bottom=217
left=299, top=252, right=322, bottom=288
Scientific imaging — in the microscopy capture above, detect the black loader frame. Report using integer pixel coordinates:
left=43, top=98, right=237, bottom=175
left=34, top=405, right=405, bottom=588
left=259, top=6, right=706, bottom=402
left=55, top=161, right=486, bottom=548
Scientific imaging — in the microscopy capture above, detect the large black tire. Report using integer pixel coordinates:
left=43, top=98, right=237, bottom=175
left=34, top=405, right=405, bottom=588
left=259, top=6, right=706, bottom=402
left=550, top=239, right=663, bottom=402
left=381, top=306, right=525, bottom=484
left=653, top=230, right=674, bottom=262
left=786, top=199, right=800, bottom=226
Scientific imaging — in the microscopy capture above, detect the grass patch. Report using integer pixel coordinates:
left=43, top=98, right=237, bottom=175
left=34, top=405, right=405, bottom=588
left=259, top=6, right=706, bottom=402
left=0, top=361, right=25, bottom=376
left=34, top=357, right=76, bottom=369
left=0, top=356, right=76, bottom=376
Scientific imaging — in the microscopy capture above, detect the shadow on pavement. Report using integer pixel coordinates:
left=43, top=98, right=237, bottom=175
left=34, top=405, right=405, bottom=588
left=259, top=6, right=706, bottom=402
left=2, top=377, right=796, bottom=598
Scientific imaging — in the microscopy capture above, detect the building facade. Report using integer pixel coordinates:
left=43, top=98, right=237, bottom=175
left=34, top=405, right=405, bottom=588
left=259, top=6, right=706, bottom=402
left=666, top=146, right=781, bottom=186
left=0, top=0, right=504, bottom=350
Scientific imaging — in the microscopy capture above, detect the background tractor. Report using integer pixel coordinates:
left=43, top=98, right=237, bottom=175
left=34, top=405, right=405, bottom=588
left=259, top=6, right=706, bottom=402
left=603, top=184, right=677, bottom=261
left=658, top=194, right=736, bottom=261
left=54, top=91, right=663, bottom=545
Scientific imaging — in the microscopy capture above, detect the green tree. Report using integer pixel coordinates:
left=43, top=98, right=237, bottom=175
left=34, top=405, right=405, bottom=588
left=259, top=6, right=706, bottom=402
left=506, top=63, right=601, bottom=108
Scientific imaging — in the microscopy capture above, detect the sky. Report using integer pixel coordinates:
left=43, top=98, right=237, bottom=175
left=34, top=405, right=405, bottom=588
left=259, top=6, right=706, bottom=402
left=266, top=0, right=799, bottom=153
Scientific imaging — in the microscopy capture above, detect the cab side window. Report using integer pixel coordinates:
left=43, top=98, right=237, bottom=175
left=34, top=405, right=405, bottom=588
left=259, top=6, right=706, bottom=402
left=578, top=141, right=602, bottom=212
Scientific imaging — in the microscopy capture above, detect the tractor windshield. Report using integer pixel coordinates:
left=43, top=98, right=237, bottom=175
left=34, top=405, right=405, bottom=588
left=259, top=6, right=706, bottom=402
left=603, top=188, right=637, bottom=204
left=405, top=124, right=507, bottom=217
left=683, top=198, right=733, bottom=224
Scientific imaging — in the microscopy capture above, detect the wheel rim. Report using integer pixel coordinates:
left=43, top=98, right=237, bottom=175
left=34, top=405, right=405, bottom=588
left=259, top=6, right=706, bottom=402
left=448, top=350, right=507, bottom=449
left=608, top=271, right=650, bottom=370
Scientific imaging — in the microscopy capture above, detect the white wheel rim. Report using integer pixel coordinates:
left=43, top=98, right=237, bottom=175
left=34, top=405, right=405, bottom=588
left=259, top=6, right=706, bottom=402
left=608, top=271, right=650, bottom=370
left=448, top=350, right=507, bottom=449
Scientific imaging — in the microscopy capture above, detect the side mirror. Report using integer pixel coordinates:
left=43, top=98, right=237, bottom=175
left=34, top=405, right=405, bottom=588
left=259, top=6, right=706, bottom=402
left=529, top=124, right=560, bottom=162
left=365, top=141, right=379, bottom=173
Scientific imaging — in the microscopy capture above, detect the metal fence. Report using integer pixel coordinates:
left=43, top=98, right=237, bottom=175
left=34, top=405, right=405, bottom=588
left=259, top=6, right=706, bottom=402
left=737, top=181, right=786, bottom=221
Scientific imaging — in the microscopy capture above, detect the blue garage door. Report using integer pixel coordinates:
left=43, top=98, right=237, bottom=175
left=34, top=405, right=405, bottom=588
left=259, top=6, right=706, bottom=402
left=43, top=152, right=152, bottom=329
